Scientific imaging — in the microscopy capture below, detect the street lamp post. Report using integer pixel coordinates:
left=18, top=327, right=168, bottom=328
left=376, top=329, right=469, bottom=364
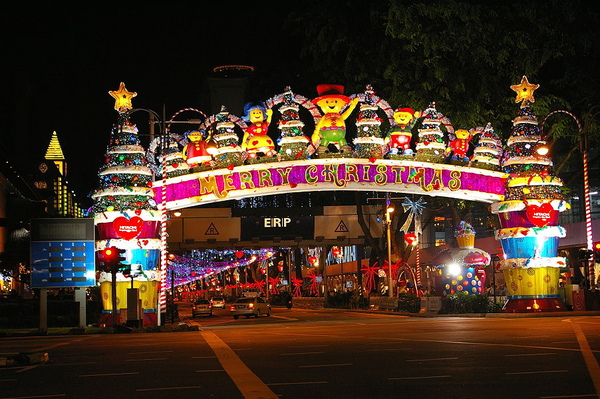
left=540, top=110, right=595, bottom=290
left=386, top=197, right=395, bottom=297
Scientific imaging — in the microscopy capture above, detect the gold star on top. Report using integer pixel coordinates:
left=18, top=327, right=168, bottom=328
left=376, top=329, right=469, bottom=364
left=109, top=82, right=137, bottom=113
left=510, top=75, right=540, bottom=104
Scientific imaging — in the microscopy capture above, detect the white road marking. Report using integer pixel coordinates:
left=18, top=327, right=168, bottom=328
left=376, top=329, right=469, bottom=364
left=506, top=370, right=568, bottom=375
left=136, top=386, right=202, bottom=392
left=280, top=351, right=326, bottom=356
left=79, top=372, right=139, bottom=377
left=299, top=363, right=353, bottom=368
left=267, top=381, right=328, bottom=386
left=505, top=353, right=556, bottom=357
left=389, top=375, right=451, bottom=380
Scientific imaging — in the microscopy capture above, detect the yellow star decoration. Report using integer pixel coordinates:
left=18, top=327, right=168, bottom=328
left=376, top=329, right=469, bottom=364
left=510, top=75, right=540, bottom=104
left=109, top=82, right=137, bottom=112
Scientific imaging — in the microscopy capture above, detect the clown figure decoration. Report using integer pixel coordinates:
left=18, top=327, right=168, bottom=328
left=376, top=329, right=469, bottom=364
left=447, top=128, right=472, bottom=161
left=311, top=84, right=359, bottom=155
left=385, top=107, right=420, bottom=155
left=241, top=102, right=276, bottom=158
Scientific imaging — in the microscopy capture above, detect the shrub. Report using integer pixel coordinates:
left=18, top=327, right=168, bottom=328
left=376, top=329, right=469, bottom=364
left=441, top=293, right=489, bottom=314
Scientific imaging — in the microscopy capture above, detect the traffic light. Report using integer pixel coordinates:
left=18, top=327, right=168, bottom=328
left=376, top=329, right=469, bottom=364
left=97, top=247, right=117, bottom=272
left=578, top=248, right=592, bottom=261
left=97, top=247, right=127, bottom=272
left=115, top=247, right=126, bottom=268
left=594, top=242, right=600, bottom=263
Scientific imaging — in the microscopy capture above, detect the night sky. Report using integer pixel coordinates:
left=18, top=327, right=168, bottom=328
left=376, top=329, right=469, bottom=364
left=2, top=4, right=304, bottom=205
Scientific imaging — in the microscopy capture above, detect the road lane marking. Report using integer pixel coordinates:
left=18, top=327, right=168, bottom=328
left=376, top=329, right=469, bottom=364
left=540, top=394, right=599, bottom=398
left=280, top=351, right=326, bottom=356
left=272, top=315, right=299, bottom=321
left=0, top=395, right=66, bottom=398
left=299, top=363, right=353, bottom=368
left=505, top=353, right=556, bottom=357
left=506, top=370, right=568, bottom=375
left=568, top=319, right=600, bottom=397
left=136, top=386, right=201, bottom=392
left=200, top=330, right=278, bottom=399
left=45, top=362, right=97, bottom=366
left=389, top=375, right=451, bottom=380
left=79, top=372, right=139, bottom=377
left=267, top=381, right=328, bottom=386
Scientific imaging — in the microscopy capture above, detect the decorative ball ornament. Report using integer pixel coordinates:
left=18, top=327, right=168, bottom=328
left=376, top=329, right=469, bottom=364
left=308, top=256, right=318, bottom=266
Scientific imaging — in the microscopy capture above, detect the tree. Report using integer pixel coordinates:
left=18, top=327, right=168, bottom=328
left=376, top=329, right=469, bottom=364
left=285, top=0, right=599, bottom=133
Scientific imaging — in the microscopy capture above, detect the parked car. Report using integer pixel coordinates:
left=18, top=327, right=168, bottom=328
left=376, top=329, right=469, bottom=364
left=210, top=297, right=226, bottom=309
left=230, top=297, right=271, bottom=319
left=192, top=299, right=212, bottom=317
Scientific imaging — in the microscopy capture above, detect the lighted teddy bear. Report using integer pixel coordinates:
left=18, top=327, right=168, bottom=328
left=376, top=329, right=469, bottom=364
left=447, top=128, right=473, bottom=161
left=385, top=107, right=420, bottom=155
left=311, top=84, right=359, bottom=154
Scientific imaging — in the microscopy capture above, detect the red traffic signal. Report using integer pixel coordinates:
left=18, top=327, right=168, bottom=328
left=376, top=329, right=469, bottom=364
left=594, top=242, right=600, bottom=263
left=97, top=247, right=127, bottom=272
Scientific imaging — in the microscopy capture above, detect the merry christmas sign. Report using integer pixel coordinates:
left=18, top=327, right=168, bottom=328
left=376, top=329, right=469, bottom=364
left=153, top=159, right=506, bottom=208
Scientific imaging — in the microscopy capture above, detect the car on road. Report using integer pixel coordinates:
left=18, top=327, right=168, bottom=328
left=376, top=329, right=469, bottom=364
left=192, top=299, right=212, bottom=317
left=210, top=297, right=226, bottom=309
left=230, top=297, right=271, bottom=319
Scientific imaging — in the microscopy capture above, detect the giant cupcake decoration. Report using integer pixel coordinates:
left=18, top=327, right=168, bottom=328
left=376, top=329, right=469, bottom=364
left=433, top=221, right=490, bottom=296
left=91, top=82, right=162, bottom=326
left=490, top=76, right=569, bottom=312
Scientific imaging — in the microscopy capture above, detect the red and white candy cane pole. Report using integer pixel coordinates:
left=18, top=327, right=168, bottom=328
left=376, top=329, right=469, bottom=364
left=158, top=134, right=168, bottom=324
left=543, top=110, right=594, bottom=289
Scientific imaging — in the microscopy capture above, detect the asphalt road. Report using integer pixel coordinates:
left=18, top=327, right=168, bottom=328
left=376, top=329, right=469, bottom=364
left=1, top=307, right=599, bottom=399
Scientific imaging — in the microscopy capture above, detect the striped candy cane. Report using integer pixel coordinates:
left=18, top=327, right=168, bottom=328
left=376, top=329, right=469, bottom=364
left=158, top=135, right=168, bottom=323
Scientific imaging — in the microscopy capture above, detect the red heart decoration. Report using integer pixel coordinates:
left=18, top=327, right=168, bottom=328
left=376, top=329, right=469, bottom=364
left=171, top=163, right=179, bottom=168
left=134, top=209, right=142, bottom=216
left=252, top=140, right=259, bottom=146
left=290, top=182, right=297, bottom=188
left=227, top=164, right=234, bottom=170
left=526, top=203, right=557, bottom=227
left=235, top=251, right=244, bottom=258
left=113, top=216, right=143, bottom=240
left=369, top=157, right=376, bottom=163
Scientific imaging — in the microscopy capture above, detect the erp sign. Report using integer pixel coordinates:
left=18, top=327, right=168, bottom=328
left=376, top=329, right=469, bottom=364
left=241, top=216, right=314, bottom=240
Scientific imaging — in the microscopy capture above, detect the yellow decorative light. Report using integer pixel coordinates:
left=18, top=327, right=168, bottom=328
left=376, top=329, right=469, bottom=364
left=109, top=82, right=137, bottom=113
left=510, top=75, right=540, bottom=104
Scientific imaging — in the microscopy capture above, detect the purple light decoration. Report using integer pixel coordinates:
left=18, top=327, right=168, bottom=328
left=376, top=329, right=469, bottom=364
left=166, top=248, right=275, bottom=289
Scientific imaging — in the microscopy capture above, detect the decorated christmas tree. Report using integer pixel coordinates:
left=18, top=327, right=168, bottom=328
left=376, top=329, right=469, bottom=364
left=277, top=87, right=311, bottom=161
left=414, top=102, right=449, bottom=163
left=212, top=106, right=245, bottom=168
left=92, top=82, right=162, bottom=326
left=470, top=122, right=503, bottom=171
left=491, top=76, right=568, bottom=312
left=164, top=137, right=190, bottom=178
left=353, top=85, right=385, bottom=159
